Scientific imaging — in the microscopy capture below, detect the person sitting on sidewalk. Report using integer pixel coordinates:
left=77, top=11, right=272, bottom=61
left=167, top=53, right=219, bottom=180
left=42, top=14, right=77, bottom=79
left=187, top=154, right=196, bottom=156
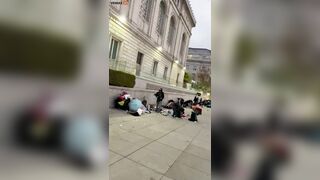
left=115, top=91, right=131, bottom=111
left=142, top=97, right=151, bottom=114
left=164, top=100, right=175, bottom=109
left=172, top=100, right=185, bottom=118
left=188, top=111, right=198, bottom=122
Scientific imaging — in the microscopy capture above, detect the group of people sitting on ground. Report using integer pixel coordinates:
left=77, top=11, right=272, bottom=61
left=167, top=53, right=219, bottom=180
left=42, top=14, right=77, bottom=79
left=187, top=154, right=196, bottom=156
left=162, top=98, right=186, bottom=118
left=163, top=98, right=194, bottom=109
left=161, top=92, right=204, bottom=122
left=114, top=91, right=151, bottom=116
left=114, top=89, right=204, bottom=122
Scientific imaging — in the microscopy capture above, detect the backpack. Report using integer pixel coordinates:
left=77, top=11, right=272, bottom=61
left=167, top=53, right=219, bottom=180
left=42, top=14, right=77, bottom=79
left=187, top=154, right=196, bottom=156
left=188, top=112, right=198, bottom=122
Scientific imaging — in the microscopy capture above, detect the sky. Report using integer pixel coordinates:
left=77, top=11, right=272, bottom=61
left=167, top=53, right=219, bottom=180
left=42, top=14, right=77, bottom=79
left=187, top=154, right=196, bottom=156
left=188, top=0, right=211, bottom=50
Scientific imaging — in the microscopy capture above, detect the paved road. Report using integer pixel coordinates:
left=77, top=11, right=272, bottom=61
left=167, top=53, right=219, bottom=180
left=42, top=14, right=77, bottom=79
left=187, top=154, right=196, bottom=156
left=109, top=107, right=211, bottom=180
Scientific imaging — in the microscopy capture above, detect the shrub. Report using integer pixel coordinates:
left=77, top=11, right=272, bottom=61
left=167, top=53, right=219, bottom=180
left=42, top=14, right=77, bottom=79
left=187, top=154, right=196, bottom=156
left=184, top=72, right=192, bottom=83
left=109, top=69, right=135, bottom=88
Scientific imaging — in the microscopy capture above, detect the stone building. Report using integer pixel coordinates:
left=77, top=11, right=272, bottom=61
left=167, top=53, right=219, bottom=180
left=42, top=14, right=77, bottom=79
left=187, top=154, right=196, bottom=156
left=186, top=48, right=211, bottom=84
left=109, top=0, right=196, bottom=89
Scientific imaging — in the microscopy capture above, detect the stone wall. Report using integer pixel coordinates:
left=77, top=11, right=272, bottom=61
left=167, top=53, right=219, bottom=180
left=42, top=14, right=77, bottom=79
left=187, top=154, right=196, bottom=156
left=109, top=85, right=196, bottom=108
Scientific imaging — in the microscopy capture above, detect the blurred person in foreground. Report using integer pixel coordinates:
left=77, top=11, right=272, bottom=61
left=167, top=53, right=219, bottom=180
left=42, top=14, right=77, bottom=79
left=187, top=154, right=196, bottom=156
left=13, top=92, right=107, bottom=167
left=212, top=102, right=291, bottom=180
left=252, top=103, right=291, bottom=180
left=212, top=115, right=236, bottom=178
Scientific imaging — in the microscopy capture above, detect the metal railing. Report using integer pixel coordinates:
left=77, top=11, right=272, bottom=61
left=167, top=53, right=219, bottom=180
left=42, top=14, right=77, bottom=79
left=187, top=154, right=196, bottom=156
left=139, top=71, right=170, bottom=84
left=109, top=59, right=136, bottom=75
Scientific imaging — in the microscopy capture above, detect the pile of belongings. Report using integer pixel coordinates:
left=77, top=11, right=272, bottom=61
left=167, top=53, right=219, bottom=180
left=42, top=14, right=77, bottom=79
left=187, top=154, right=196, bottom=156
left=149, top=104, right=156, bottom=111
left=161, top=109, right=173, bottom=116
left=128, top=98, right=149, bottom=116
left=200, top=100, right=211, bottom=108
left=115, top=91, right=131, bottom=110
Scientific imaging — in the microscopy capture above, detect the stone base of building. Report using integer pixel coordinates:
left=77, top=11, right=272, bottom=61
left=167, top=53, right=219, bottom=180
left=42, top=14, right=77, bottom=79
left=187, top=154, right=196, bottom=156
left=109, top=83, right=196, bottom=108
left=135, top=76, right=194, bottom=93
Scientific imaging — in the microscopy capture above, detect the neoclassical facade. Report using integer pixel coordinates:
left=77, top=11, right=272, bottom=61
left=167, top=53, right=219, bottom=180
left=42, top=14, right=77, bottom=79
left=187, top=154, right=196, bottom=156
left=109, top=0, right=196, bottom=88
left=186, top=48, right=211, bottom=83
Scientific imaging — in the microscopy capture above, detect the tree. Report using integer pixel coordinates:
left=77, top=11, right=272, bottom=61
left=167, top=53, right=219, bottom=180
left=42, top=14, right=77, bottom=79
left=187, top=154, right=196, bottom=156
left=193, top=81, right=210, bottom=94
left=197, top=66, right=211, bottom=84
left=184, top=72, right=192, bottom=84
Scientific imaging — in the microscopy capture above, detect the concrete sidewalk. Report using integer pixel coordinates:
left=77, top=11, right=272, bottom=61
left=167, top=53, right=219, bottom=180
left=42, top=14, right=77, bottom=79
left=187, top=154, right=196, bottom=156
left=109, top=107, right=211, bottom=180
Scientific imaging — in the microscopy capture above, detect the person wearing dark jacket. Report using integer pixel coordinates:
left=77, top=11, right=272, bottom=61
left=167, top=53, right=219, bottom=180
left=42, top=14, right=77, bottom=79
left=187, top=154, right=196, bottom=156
left=173, top=100, right=184, bottom=118
left=154, top=88, right=164, bottom=112
left=252, top=107, right=290, bottom=180
left=194, top=93, right=201, bottom=104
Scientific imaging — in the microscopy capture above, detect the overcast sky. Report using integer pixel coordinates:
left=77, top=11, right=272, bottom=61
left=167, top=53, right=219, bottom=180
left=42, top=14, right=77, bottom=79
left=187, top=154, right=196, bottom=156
left=189, top=0, right=211, bottom=50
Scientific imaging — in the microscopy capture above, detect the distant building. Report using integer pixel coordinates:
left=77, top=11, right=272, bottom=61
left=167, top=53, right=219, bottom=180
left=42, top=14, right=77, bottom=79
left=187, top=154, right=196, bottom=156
left=186, top=48, right=211, bottom=83
left=109, top=0, right=196, bottom=89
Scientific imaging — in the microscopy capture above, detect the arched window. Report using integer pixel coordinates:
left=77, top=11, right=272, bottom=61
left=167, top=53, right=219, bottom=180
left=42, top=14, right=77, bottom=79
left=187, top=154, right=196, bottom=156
left=139, top=0, right=152, bottom=22
left=180, top=33, right=187, bottom=60
left=156, top=1, right=167, bottom=36
left=167, top=16, right=176, bottom=46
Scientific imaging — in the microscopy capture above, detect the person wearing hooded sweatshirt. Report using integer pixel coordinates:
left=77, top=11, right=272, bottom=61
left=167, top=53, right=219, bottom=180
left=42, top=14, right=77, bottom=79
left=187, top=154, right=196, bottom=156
left=154, top=88, right=164, bottom=112
left=194, top=93, right=202, bottom=104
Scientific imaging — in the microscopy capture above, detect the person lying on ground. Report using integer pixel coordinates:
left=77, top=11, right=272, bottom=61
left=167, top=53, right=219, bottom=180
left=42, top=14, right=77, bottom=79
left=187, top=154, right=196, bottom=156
left=183, top=100, right=193, bottom=108
left=164, top=100, right=175, bottom=109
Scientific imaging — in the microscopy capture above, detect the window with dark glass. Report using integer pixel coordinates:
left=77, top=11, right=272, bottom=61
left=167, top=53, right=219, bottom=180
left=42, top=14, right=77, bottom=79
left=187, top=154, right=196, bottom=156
left=167, top=16, right=176, bottom=45
left=157, top=1, right=167, bottom=36
left=109, top=38, right=121, bottom=60
left=140, top=0, right=152, bottom=22
left=163, top=66, right=168, bottom=79
left=152, top=61, right=158, bottom=76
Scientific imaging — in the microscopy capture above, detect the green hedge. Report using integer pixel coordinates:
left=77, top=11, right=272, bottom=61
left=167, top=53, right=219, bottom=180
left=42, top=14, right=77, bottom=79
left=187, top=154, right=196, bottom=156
left=109, top=69, right=135, bottom=88
left=0, top=22, right=80, bottom=79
